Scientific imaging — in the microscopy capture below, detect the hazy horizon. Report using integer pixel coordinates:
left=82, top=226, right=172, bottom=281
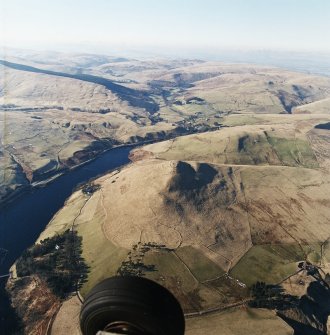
left=2, top=44, right=330, bottom=78
left=1, top=0, right=330, bottom=76
left=1, top=0, right=330, bottom=54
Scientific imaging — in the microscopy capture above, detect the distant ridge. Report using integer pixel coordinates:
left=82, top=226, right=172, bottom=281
left=0, top=59, right=159, bottom=113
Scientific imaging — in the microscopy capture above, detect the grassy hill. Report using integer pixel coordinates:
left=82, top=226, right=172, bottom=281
left=3, top=52, right=330, bottom=334
left=2, top=55, right=330, bottom=205
left=37, top=121, right=329, bottom=296
left=31, top=107, right=329, bottom=334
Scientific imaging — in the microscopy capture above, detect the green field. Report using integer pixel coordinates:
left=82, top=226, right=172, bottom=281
left=302, top=243, right=322, bottom=264
left=267, top=136, right=318, bottom=168
left=147, top=124, right=319, bottom=170
left=143, top=250, right=197, bottom=292
left=185, top=307, right=293, bottom=335
left=323, top=241, right=330, bottom=263
left=76, top=201, right=129, bottom=296
left=233, top=133, right=275, bottom=165
left=230, top=242, right=323, bottom=287
left=175, top=246, right=225, bottom=282
left=235, top=133, right=318, bottom=168
left=207, top=275, right=249, bottom=304
left=230, top=244, right=304, bottom=286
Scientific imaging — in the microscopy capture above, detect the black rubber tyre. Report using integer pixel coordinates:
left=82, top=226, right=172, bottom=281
left=80, top=276, right=185, bottom=335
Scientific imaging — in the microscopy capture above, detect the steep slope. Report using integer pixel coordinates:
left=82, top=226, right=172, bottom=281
left=149, top=62, right=330, bottom=116
left=2, top=56, right=330, bottom=205
left=28, top=113, right=329, bottom=334
left=140, top=115, right=330, bottom=171
left=37, top=157, right=330, bottom=304
left=0, top=59, right=159, bottom=112
left=28, top=152, right=329, bottom=334
left=0, top=63, right=178, bottom=204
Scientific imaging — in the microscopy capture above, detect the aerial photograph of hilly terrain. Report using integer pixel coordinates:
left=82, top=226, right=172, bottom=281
left=1, top=1, right=330, bottom=334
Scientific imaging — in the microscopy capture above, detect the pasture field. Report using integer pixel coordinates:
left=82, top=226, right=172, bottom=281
left=8, top=53, right=329, bottom=334
left=175, top=246, right=225, bottom=282
left=230, top=245, right=301, bottom=286
left=185, top=308, right=293, bottom=335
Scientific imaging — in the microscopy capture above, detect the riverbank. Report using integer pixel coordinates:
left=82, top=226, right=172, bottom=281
left=0, top=144, right=136, bottom=333
left=0, top=139, right=153, bottom=209
left=0, top=124, right=206, bottom=209
left=0, top=145, right=135, bottom=274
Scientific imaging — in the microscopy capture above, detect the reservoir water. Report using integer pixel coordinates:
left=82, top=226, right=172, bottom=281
left=0, top=145, right=132, bottom=276
left=0, top=143, right=135, bottom=334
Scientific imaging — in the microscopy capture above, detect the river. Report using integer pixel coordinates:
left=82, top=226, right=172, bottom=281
left=0, top=145, right=133, bottom=276
left=0, top=145, right=134, bottom=333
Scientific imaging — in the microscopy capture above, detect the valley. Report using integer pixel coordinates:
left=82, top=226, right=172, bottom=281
left=1, top=50, right=330, bottom=334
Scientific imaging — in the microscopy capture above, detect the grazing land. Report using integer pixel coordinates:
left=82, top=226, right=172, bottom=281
left=2, top=50, right=330, bottom=205
left=185, top=308, right=293, bottom=335
left=3, top=50, right=330, bottom=334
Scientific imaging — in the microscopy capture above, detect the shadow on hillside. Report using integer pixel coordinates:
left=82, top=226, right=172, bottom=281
left=0, top=59, right=159, bottom=113
left=0, top=283, right=23, bottom=335
left=250, top=273, right=330, bottom=335
left=169, top=161, right=218, bottom=192
left=279, top=315, right=325, bottom=335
